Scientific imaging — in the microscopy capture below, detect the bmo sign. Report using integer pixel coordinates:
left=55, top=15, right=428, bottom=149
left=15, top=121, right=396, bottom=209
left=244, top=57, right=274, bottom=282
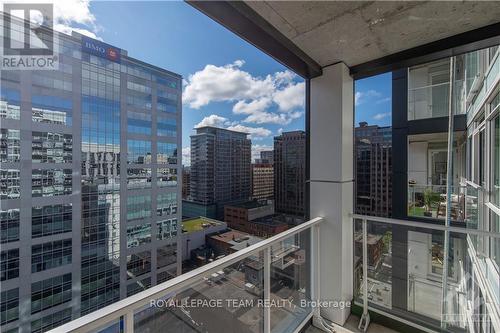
left=82, top=36, right=120, bottom=63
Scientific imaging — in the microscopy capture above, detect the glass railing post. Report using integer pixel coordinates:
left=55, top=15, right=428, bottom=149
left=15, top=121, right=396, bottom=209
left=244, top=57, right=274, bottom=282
left=358, top=218, right=370, bottom=332
left=263, top=247, right=271, bottom=333
left=124, top=312, right=134, bottom=333
left=311, top=224, right=319, bottom=305
left=441, top=55, right=455, bottom=331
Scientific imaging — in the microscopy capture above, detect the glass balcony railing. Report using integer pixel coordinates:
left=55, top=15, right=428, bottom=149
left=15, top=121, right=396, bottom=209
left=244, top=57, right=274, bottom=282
left=353, top=214, right=500, bottom=333
left=48, top=217, right=323, bottom=333
left=407, top=184, right=467, bottom=222
left=408, top=82, right=450, bottom=120
left=467, top=50, right=500, bottom=120
left=408, top=79, right=466, bottom=121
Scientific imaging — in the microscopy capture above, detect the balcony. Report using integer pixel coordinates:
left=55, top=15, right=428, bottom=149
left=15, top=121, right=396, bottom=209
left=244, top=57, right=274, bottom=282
left=50, top=218, right=323, bottom=333
left=50, top=212, right=500, bottom=333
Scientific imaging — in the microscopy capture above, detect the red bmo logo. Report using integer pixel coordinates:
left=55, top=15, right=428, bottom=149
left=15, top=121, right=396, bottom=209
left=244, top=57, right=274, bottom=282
left=107, top=48, right=118, bottom=60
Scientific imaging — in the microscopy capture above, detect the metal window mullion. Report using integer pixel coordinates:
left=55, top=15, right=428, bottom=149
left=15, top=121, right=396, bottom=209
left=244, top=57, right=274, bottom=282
left=263, top=247, right=271, bottom=333
left=362, top=219, right=368, bottom=315
left=124, top=311, right=134, bottom=333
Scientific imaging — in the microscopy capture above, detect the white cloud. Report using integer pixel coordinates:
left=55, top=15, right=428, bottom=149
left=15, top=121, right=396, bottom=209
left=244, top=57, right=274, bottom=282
left=183, top=60, right=275, bottom=109
left=251, top=144, right=273, bottom=162
left=274, top=70, right=296, bottom=85
left=183, top=63, right=305, bottom=126
left=355, top=92, right=362, bottom=106
left=54, top=24, right=101, bottom=40
left=243, top=110, right=303, bottom=125
left=376, top=97, right=391, bottom=104
left=272, top=81, right=305, bottom=112
left=194, top=115, right=271, bottom=140
left=277, top=128, right=284, bottom=135
left=182, top=147, right=191, bottom=166
left=52, top=0, right=100, bottom=40
left=12, top=0, right=101, bottom=40
left=373, top=112, right=391, bottom=120
left=195, top=115, right=229, bottom=128
left=233, top=98, right=272, bottom=115
left=226, top=124, right=271, bottom=140
left=355, top=90, right=382, bottom=106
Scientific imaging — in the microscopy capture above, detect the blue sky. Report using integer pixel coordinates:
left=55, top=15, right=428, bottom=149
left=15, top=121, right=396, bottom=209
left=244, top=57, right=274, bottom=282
left=67, top=1, right=391, bottom=163
left=354, top=72, right=392, bottom=127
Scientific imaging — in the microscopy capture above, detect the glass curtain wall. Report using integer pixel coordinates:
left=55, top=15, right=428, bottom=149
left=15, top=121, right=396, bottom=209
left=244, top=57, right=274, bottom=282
left=355, top=45, right=500, bottom=332
left=443, top=46, right=500, bottom=331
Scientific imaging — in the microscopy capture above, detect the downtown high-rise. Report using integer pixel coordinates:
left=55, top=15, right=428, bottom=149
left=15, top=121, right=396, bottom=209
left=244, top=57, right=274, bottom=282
left=189, top=126, right=251, bottom=219
left=354, top=122, right=392, bottom=217
left=0, top=24, right=181, bottom=333
left=274, top=131, right=305, bottom=217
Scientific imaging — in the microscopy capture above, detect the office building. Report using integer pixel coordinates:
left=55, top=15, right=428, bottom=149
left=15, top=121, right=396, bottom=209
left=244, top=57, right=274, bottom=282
left=182, top=166, right=190, bottom=199
left=0, top=23, right=181, bottom=332
left=224, top=200, right=274, bottom=233
left=251, top=163, right=274, bottom=200
left=242, top=214, right=289, bottom=238
left=190, top=126, right=251, bottom=219
left=355, top=122, right=392, bottom=217
left=274, top=131, right=306, bottom=217
left=255, top=150, right=273, bottom=164
left=181, top=200, right=217, bottom=220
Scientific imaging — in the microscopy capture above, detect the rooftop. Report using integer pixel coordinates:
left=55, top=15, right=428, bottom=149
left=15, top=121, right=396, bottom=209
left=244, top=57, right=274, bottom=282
left=209, top=230, right=263, bottom=251
left=251, top=214, right=290, bottom=227
left=193, top=126, right=250, bottom=136
left=182, top=217, right=224, bottom=233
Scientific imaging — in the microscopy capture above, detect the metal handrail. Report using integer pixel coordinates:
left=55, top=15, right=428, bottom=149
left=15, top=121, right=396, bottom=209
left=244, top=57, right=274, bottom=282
left=351, top=214, right=500, bottom=239
left=49, top=217, right=324, bottom=333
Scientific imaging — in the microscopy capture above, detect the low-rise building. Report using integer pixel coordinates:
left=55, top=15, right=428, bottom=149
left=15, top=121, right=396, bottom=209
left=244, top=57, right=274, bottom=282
left=247, top=214, right=289, bottom=238
left=207, top=230, right=263, bottom=256
left=224, top=200, right=274, bottom=231
left=181, top=217, right=226, bottom=261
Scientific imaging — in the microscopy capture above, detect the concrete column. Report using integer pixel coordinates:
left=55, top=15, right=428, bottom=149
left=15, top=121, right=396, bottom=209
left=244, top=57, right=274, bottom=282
left=309, top=63, right=354, bottom=325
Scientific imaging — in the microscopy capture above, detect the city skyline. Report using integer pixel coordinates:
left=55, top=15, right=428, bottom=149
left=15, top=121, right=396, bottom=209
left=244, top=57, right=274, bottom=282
left=36, top=0, right=392, bottom=167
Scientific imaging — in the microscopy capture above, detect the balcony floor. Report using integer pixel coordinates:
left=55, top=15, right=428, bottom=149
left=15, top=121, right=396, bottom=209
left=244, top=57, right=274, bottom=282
left=304, top=314, right=399, bottom=333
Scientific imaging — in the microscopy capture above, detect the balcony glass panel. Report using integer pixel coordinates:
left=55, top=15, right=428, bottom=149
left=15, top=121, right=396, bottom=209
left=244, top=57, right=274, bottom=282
left=355, top=219, right=393, bottom=310
left=408, top=59, right=450, bottom=120
left=133, top=253, right=265, bottom=333
left=354, top=215, right=500, bottom=331
left=270, top=229, right=311, bottom=333
left=493, top=114, right=500, bottom=208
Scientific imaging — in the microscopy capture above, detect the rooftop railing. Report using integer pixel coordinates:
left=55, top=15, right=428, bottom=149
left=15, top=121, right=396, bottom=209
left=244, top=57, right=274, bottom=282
left=49, top=217, right=323, bottom=333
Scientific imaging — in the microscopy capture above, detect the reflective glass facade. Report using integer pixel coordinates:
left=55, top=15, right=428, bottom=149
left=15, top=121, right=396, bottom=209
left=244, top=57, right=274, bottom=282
left=81, top=51, right=122, bottom=315
left=0, top=26, right=181, bottom=333
left=32, top=131, right=72, bottom=163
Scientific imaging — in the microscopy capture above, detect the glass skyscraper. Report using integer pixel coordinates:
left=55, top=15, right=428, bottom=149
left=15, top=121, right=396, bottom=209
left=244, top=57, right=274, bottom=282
left=0, top=26, right=182, bottom=332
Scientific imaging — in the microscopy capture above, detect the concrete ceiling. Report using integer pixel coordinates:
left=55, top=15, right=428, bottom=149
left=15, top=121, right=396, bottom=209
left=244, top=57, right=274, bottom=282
left=244, top=1, right=500, bottom=67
